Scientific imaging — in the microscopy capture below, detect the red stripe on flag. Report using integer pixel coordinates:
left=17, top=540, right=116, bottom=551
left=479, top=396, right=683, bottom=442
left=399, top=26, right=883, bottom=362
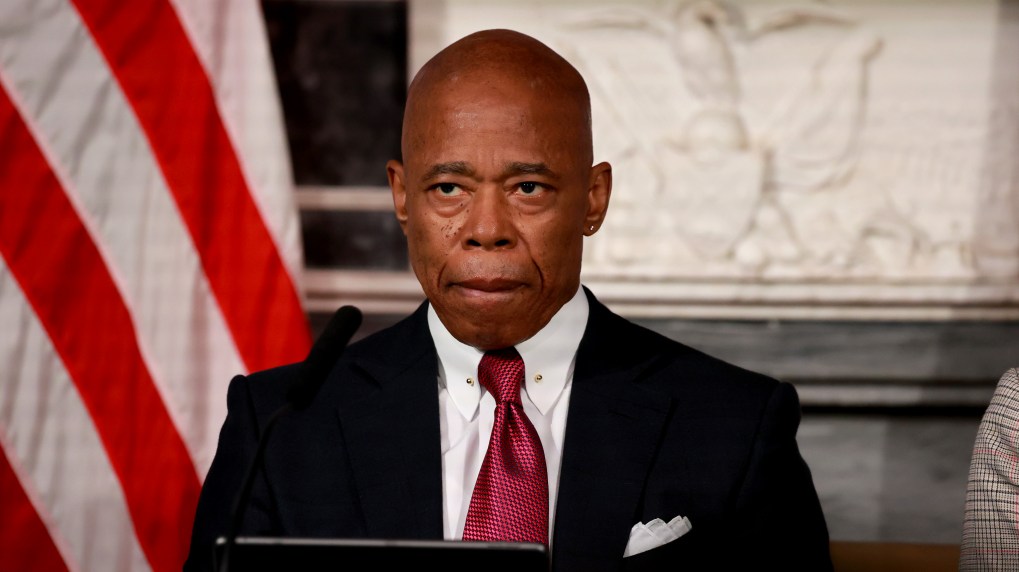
left=0, top=83, right=199, bottom=572
left=0, top=444, right=70, bottom=572
left=71, top=0, right=312, bottom=372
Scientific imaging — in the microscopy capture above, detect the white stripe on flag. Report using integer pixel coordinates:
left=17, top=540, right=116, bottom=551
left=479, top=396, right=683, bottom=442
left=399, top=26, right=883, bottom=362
left=0, top=260, right=150, bottom=572
left=171, top=0, right=305, bottom=285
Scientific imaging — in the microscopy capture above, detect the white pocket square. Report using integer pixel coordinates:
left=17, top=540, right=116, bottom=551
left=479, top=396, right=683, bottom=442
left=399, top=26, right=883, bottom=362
left=622, top=515, right=692, bottom=557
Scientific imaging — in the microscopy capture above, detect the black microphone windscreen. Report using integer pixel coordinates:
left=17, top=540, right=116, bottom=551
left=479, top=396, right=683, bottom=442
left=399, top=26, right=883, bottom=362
left=287, top=305, right=362, bottom=410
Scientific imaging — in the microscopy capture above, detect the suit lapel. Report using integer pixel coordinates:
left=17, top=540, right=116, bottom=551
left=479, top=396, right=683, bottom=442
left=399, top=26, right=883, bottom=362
left=334, top=304, right=445, bottom=540
left=552, top=291, right=675, bottom=567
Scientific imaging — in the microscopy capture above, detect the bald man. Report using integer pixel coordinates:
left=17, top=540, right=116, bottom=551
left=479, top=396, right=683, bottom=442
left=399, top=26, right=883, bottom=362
left=185, top=30, right=832, bottom=571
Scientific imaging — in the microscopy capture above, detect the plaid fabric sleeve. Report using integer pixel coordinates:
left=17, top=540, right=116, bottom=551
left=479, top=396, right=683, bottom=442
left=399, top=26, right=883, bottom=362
left=961, top=368, right=1019, bottom=571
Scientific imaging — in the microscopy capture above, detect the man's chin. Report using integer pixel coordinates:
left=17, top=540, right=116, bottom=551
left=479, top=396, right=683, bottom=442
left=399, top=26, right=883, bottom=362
left=455, top=329, right=527, bottom=351
left=440, top=310, right=535, bottom=350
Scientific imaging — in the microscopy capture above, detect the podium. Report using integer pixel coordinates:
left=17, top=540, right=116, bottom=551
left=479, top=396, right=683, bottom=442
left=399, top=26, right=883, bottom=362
left=215, top=536, right=549, bottom=571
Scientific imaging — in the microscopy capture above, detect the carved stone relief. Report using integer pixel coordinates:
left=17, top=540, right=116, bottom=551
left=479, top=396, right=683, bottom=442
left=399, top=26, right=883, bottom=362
left=411, top=0, right=1019, bottom=309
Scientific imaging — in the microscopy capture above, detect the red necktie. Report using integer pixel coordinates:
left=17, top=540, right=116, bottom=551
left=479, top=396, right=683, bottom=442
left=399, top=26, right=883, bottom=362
left=462, top=348, right=549, bottom=546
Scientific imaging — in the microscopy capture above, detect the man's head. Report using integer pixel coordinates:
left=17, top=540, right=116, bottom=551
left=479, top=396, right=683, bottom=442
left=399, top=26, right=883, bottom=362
left=387, top=29, right=611, bottom=350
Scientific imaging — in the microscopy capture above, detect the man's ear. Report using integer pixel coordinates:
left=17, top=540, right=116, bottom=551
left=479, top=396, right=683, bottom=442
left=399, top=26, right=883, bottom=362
left=387, top=159, right=409, bottom=235
left=584, top=161, right=612, bottom=235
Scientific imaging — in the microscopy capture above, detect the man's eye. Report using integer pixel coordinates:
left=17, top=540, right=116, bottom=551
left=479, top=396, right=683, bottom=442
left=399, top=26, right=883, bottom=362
left=517, top=182, right=542, bottom=195
left=435, top=183, right=462, bottom=196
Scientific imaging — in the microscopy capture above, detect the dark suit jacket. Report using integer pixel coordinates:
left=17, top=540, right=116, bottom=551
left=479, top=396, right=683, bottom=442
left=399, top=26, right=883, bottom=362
left=185, top=290, right=832, bottom=571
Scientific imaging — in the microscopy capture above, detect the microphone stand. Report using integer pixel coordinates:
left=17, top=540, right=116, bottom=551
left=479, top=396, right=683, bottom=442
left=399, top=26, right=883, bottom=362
left=216, top=305, right=362, bottom=572
left=218, top=401, right=293, bottom=572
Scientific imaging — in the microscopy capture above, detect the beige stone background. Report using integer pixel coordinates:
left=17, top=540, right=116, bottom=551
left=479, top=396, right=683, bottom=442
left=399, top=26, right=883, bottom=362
left=410, top=0, right=1019, bottom=320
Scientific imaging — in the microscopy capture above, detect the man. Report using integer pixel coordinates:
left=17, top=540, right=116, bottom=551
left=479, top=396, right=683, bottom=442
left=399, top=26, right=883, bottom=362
left=185, top=29, right=831, bottom=570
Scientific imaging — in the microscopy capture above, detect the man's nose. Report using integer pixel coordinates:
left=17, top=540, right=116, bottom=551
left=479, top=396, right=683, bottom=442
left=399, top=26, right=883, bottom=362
left=462, top=188, right=517, bottom=250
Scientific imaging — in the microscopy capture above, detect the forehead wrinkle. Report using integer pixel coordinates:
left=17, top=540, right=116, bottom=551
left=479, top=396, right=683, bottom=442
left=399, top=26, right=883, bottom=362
left=502, top=162, right=559, bottom=180
left=421, top=161, right=476, bottom=181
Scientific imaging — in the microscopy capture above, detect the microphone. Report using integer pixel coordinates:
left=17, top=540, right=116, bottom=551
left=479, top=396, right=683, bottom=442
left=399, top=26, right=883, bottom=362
left=287, top=305, right=364, bottom=410
left=218, top=305, right=363, bottom=572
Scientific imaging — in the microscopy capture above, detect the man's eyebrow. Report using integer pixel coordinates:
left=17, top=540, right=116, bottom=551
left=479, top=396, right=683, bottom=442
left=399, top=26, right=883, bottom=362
left=503, top=162, right=559, bottom=179
left=421, top=161, right=475, bottom=180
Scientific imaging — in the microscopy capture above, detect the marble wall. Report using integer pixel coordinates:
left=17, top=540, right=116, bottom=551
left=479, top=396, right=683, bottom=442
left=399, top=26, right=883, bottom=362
left=800, top=413, right=980, bottom=544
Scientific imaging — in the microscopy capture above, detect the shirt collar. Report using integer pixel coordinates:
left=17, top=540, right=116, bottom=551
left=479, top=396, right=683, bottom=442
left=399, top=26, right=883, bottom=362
left=428, top=286, right=590, bottom=419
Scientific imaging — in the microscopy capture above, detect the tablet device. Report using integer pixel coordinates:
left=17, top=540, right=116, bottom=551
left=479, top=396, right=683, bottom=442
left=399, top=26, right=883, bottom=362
left=214, top=536, right=549, bottom=571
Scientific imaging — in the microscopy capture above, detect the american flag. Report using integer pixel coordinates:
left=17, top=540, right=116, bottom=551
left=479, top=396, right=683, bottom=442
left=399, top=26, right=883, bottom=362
left=0, top=0, right=312, bottom=570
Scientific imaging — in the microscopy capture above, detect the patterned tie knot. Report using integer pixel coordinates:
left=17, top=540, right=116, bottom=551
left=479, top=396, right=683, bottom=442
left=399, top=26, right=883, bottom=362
left=479, top=348, right=524, bottom=405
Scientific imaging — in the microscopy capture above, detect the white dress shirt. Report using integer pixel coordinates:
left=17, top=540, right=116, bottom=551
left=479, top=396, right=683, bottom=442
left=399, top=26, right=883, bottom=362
left=428, top=286, right=589, bottom=544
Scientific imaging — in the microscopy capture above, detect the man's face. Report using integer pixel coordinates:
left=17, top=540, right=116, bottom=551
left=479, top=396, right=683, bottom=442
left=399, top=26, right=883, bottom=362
left=388, top=77, right=610, bottom=349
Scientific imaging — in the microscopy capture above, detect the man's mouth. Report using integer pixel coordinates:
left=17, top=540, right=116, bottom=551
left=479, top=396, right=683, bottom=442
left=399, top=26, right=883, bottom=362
left=453, top=277, right=524, bottom=293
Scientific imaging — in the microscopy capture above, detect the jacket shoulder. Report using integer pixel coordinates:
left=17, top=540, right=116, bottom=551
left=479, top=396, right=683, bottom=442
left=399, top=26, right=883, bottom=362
left=241, top=303, right=431, bottom=412
left=590, top=294, right=776, bottom=375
